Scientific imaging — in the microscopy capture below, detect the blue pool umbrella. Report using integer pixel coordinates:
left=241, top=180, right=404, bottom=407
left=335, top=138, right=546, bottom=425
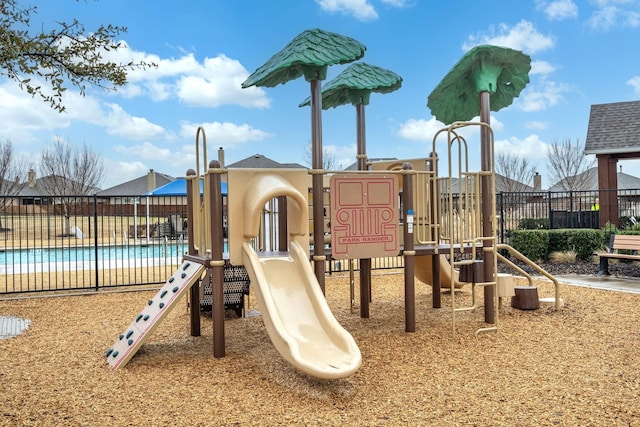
left=143, top=178, right=228, bottom=196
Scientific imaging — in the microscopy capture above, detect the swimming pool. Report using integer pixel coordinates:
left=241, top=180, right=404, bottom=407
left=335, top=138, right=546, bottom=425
left=1, top=243, right=187, bottom=264
left=0, top=243, right=190, bottom=274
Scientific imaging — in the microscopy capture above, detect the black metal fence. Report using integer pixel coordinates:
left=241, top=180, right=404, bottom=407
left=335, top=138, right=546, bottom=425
left=497, top=188, right=640, bottom=243
left=0, top=195, right=189, bottom=295
left=2, top=188, right=639, bottom=296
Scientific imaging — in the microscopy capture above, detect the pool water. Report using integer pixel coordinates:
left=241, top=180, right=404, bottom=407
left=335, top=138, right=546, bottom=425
left=0, top=243, right=189, bottom=265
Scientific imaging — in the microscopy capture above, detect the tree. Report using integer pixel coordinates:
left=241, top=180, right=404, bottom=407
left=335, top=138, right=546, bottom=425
left=0, top=0, right=153, bottom=112
left=0, top=140, right=29, bottom=230
left=38, top=138, right=105, bottom=236
left=546, top=138, right=596, bottom=191
left=303, top=143, right=339, bottom=170
left=495, top=152, right=537, bottom=193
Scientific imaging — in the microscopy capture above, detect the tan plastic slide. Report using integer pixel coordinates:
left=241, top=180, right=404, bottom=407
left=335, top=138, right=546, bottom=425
left=242, top=240, right=362, bottom=379
left=414, top=254, right=466, bottom=289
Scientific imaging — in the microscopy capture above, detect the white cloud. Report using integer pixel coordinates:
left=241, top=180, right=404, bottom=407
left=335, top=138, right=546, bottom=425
left=397, top=116, right=504, bottom=142
left=180, top=121, right=273, bottom=148
left=463, top=20, right=555, bottom=54
left=494, top=134, right=551, bottom=160
left=103, top=104, right=168, bottom=140
left=518, top=80, right=572, bottom=112
left=100, top=44, right=270, bottom=109
left=315, top=0, right=378, bottom=20
left=380, top=0, right=413, bottom=7
left=0, top=80, right=79, bottom=145
left=397, top=118, right=443, bottom=141
left=530, top=60, right=557, bottom=75
left=327, top=144, right=357, bottom=169
left=587, top=2, right=640, bottom=30
left=176, top=55, right=270, bottom=108
left=115, top=141, right=172, bottom=161
left=536, top=0, right=579, bottom=20
left=627, top=76, right=640, bottom=95
left=101, top=159, right=150, bottom=189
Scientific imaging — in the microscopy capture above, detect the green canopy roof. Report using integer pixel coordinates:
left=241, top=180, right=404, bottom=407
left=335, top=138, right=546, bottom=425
left=427, top=45, right=531, bottom=125
left=241, top=28, right=366, bottom=88
left=299, top=62, right=402, bottom=108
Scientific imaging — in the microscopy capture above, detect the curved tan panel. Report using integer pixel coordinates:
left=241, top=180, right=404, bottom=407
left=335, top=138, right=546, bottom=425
left=228, top=169, right=309, bottom=265
left=242, top=174, right=307, bottom=239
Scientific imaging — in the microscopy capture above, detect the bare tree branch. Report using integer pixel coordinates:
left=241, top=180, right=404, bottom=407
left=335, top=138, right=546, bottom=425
left=546, top=138, right=596, bottom=190
left=38, top=138, right=104, bottom=236
left=303, top=143, right=338, bottom=170
left=495, top=152, right=537, bottom=193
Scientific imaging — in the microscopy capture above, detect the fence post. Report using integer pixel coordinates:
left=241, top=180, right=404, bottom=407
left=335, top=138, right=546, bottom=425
left=497, top=192, right=504, bottom=243
left=93, top=195, right=99, bottom=291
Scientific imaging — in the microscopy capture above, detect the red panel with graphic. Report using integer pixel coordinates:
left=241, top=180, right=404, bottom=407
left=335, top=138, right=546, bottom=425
left=330, top=174, right=399, bottom=259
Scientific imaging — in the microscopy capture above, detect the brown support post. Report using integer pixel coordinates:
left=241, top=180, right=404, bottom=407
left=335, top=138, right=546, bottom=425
left=402, top=163, right=416, bottom=332
left=428, top=152, right=441, bottom=309
left=311, top=78, right=326, bottom=293
left=597, top=154, right=619, bottom=228
left=209, top=160, right=225, bottom=358
left=356, top=102, right=371, bottom=317
left=480, top=91, right=495, bottom=325
left=185, top=169, right=201, bottom=337
left=277, top=196, right=288, bottom=251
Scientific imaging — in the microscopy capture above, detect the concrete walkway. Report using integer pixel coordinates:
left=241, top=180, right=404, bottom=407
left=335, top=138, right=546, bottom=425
left=554, top=274, right=640, bottom=294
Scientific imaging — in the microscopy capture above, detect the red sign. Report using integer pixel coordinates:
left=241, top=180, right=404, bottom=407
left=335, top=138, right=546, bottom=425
left=330, top=175, right=399, bottom=259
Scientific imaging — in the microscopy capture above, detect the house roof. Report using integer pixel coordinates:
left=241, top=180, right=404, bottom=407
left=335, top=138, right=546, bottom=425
left=443, top=174, right=533, bottom=193
left=585, top=100, right=640, bottom=156
left=97, top=171, right=174, bottom=197
left=18, top=175, right=101, bottom=197
left=226, top=154, right=305, bottom=169
left=343, top=158, right=399, bottom=171
left=547, top=167, right=640, bottom=191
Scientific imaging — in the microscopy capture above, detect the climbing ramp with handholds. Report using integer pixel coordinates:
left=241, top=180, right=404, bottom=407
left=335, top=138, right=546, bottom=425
left=105, top=261, right=205, bottom=369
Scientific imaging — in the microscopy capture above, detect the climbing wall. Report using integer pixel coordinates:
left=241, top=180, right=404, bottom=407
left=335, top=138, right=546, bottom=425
left=105, top=261, right=205, bottom=369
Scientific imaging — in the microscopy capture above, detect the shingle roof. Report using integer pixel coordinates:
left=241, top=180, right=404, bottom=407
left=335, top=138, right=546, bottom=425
left=547, top=167, right=640, bottom=191
left=585, top=100, right=640, bottom=155
left=226, top=154, right=305, bottom=169
left=97, top=172, right=174, bottom=197
left=343, top=158, right=399, bottom=171
left=444, top=174, right=533, bottom=193
left=18, top=175, right=100, bottom=197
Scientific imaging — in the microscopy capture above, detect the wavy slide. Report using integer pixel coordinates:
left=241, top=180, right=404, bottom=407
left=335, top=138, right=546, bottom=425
left=414, top=254, right=465, bottom=289
left=241, top=240, right=361, bottom=379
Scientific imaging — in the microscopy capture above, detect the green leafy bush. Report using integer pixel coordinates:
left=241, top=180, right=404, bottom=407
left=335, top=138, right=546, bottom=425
left=509, top=230, right=549, bottom=261
left=547, top=229, right=569, bottom=253
left=567, top=229, right=603, bottom=261
left=510, top=228, right=603, bottom=262
left=518, top=218, right=549, bottom=230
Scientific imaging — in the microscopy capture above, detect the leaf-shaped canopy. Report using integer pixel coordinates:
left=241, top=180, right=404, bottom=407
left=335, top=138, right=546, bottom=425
left=299, top=62, right=402, bottom=109
left=241, top=28, right=366, bottom=88
left=427, top=45, right=531, bottom=125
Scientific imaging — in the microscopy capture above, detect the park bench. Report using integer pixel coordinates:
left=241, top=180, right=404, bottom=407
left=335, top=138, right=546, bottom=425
left=597, top=234, right=640, bottom=276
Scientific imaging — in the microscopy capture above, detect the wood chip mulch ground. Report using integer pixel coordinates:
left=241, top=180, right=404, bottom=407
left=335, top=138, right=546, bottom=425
left=1, top=270, right=639, bottom=426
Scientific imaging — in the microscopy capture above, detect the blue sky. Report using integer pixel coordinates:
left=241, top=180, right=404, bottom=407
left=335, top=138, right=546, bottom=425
left=3, top=0, right=640, bottom=189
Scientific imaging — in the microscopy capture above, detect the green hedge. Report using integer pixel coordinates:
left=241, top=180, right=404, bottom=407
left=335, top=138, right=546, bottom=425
left=509, top=230, right=549, bottom=261
left=509, top=228, right=604, bottom=262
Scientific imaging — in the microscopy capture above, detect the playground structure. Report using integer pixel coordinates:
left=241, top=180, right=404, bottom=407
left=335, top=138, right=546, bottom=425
left=106, top=121, right=562, bottom=378
left=106, top=34, right=562, bottom=379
